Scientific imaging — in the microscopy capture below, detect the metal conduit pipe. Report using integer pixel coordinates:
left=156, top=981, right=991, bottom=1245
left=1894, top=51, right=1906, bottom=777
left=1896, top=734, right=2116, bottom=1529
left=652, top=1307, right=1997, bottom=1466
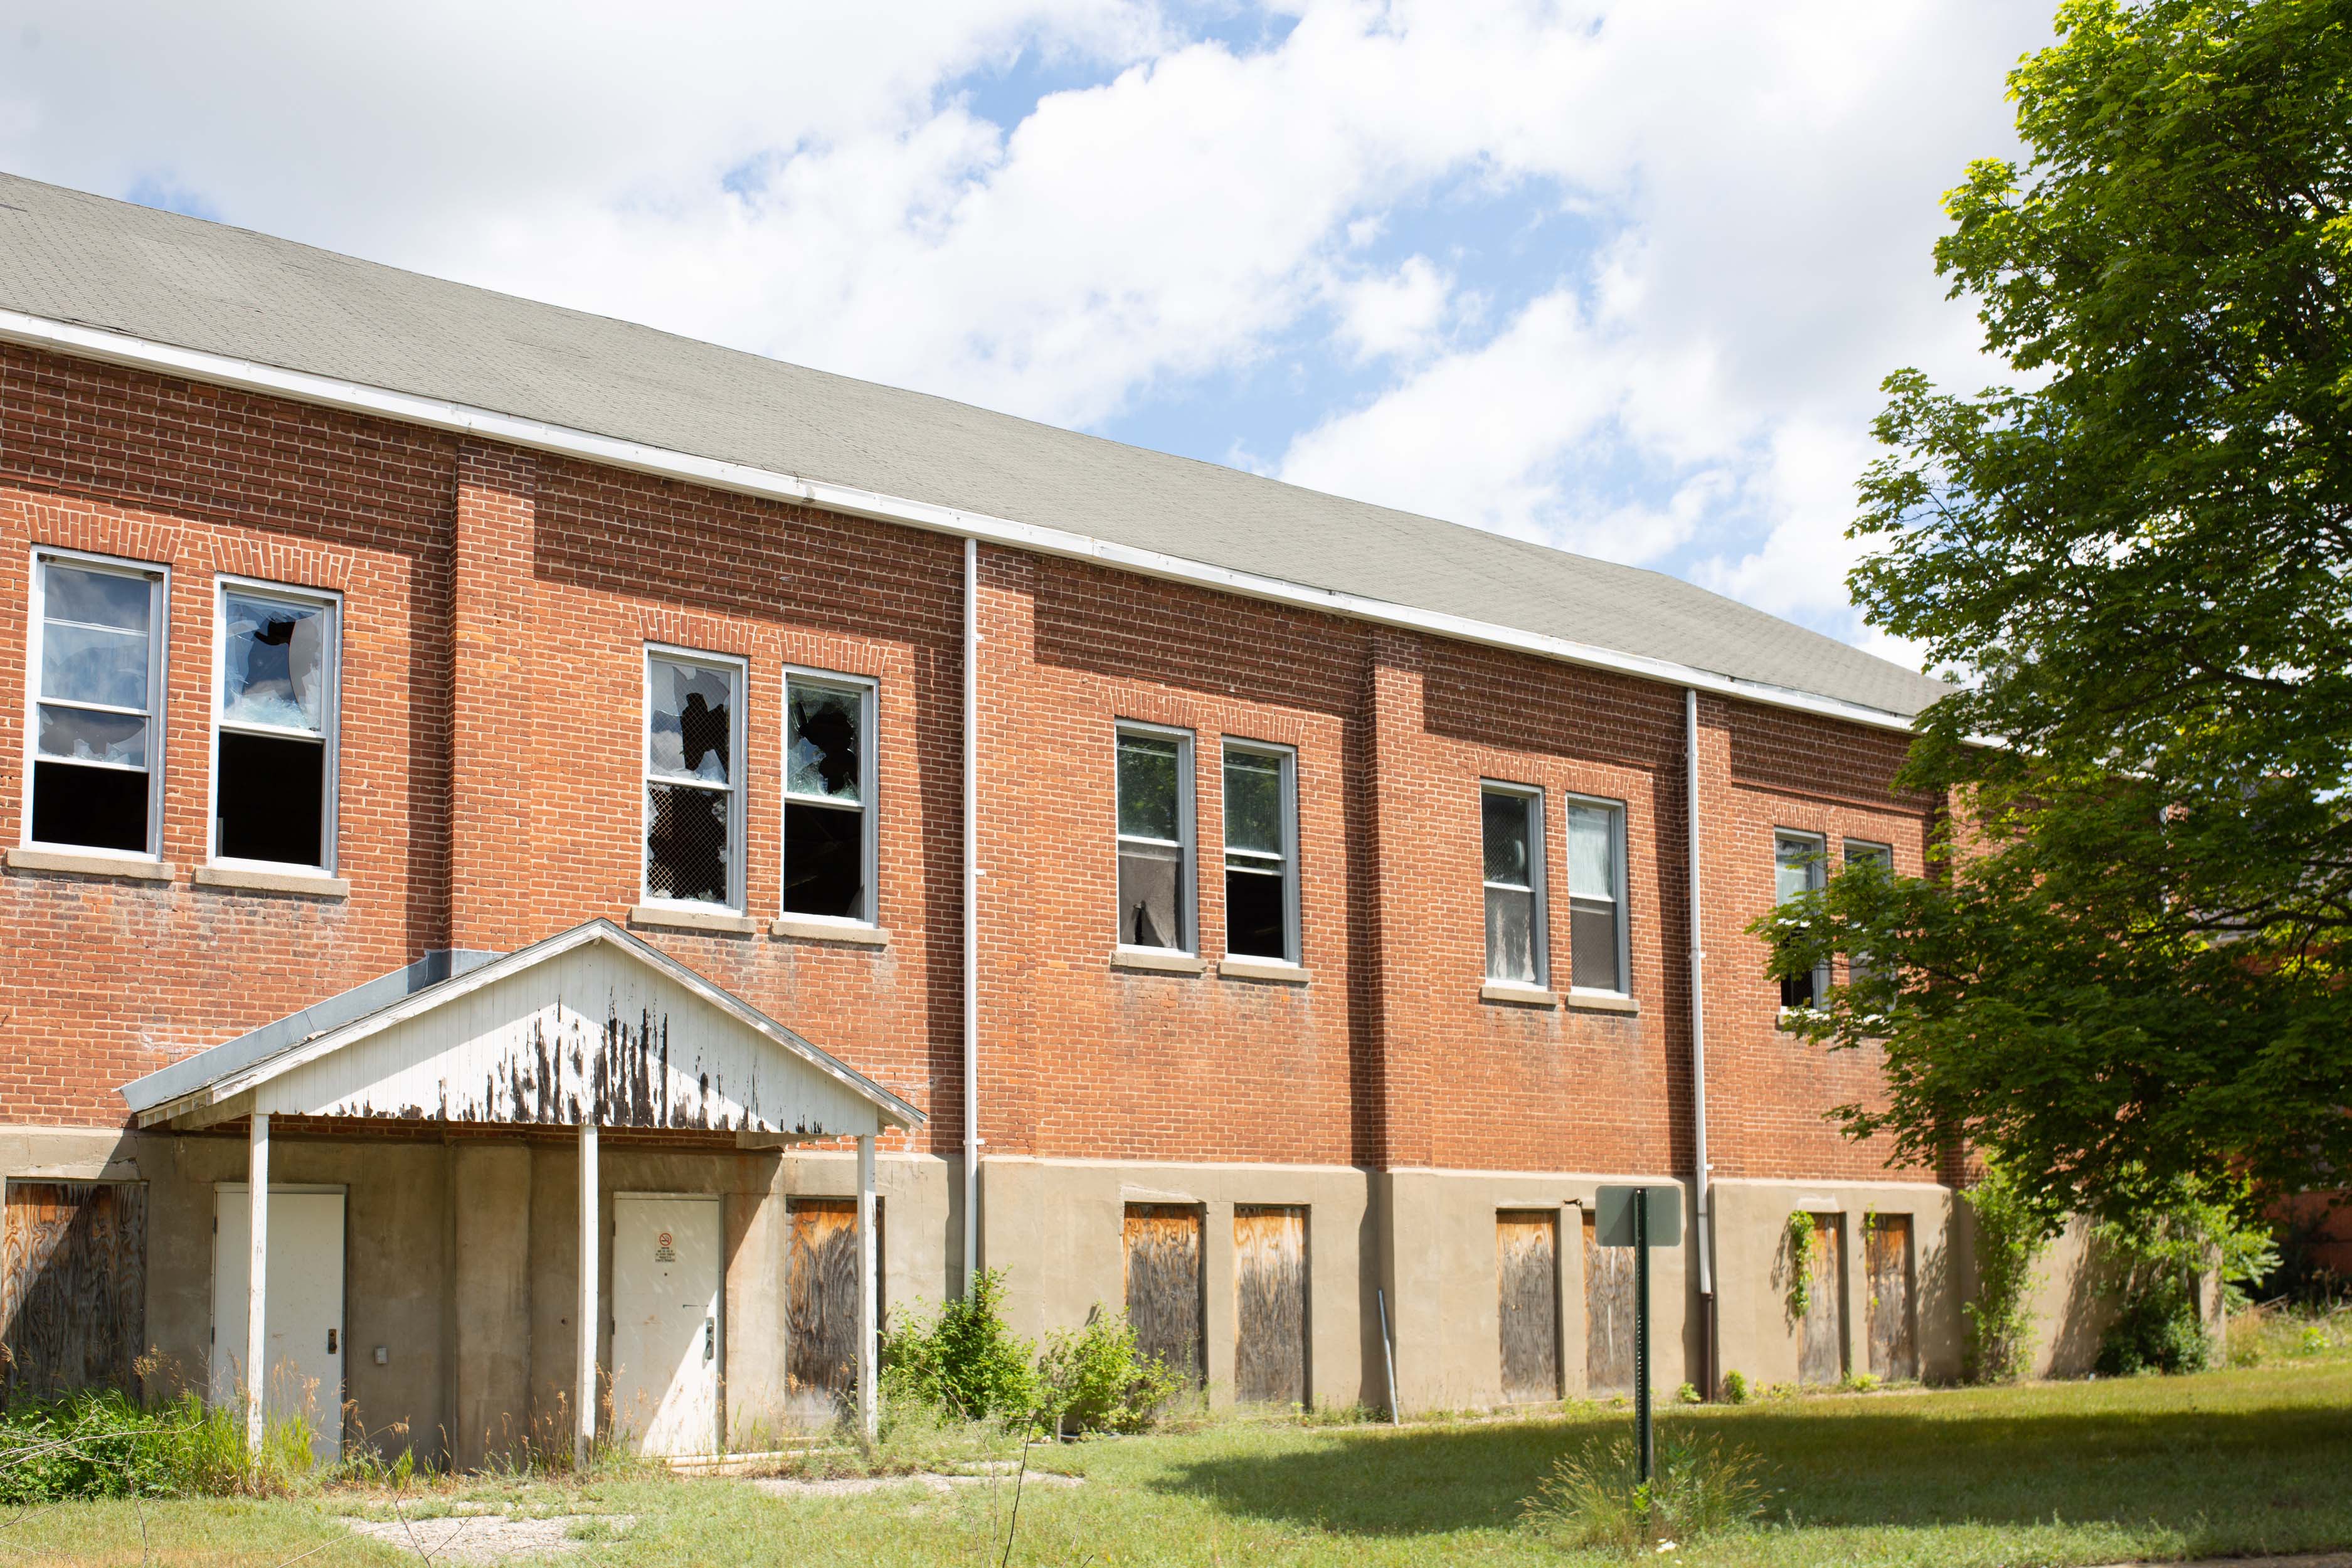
left=1687, top=686, right=1718, bottom=1396
left=963, top=536, right=980, bottom=1294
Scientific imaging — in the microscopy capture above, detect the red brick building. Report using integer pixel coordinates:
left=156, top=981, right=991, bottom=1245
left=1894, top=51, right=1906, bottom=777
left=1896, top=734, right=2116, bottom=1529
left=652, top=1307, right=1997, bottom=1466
left=0, top=172, right=1988, bottom=1465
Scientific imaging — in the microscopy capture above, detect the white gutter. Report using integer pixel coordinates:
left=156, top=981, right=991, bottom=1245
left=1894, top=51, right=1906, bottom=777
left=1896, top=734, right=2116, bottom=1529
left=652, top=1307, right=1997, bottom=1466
left=1687, top=689, right=1717, bottom=1393
left=962, top=536, right=980, bottom=1295
left=0, top=308, right=1926, bottom=735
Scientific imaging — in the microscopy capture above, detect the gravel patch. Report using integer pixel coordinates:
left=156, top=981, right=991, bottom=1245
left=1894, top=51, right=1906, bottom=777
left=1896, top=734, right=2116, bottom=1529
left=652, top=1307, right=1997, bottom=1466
left=344, top=1512, right=633, bottom=1563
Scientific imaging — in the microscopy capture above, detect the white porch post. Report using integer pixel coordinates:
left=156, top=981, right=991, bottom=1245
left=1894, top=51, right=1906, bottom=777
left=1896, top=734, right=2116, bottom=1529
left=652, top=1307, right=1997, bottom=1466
left=577, top=1120, right=598, bottom=1470
left=856, top=1133, right=877, bottom=1438
left=245, top=1112, right=270, bottom=1455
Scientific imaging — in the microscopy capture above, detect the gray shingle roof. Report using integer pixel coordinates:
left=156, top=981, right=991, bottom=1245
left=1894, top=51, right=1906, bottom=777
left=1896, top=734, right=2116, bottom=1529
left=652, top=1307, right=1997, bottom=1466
left=0, top=171, right=1944, bottom=719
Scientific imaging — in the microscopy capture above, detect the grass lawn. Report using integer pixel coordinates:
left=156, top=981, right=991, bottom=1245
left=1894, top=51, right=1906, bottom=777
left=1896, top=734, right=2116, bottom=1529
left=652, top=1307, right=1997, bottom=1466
left=14, top=1348, right=2352, bottom=1567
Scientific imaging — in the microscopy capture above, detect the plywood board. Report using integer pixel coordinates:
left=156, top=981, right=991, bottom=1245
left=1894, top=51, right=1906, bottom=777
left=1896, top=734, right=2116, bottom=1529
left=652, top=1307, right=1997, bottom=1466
left=1123, top=1205, right=1202, bottom=1385
left=1582, top=1210, right=1636, bottom=1395
left=1, top=1181, right=146, bottom=1402
left=1798, top=1213, right=1845, bottom=1386
left=785, top=1198, right=881, bottom=1424
left=1233, top=1205, right=1307, bottom=1406
left=1866, top=1214, right=1917, bottom=1381
left=1496, top=1210, right=1559, bottom=1404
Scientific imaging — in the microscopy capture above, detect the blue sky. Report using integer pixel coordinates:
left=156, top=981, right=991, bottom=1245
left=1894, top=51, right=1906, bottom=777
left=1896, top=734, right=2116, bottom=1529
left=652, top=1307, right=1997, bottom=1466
left=1, top=0, right=2060, bottom=667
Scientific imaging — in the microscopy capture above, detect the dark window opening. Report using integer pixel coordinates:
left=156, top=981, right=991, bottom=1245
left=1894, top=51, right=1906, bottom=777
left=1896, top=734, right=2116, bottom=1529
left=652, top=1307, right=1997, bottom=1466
left=216, top=732, right=324, bottom=866
left=31, top=761, right=147, bottom=854
left=646, top=783, right=729, bottom=905
left=1226, top=868, right=1286, bottom=958
left=784, top=806, right=864, bottom=919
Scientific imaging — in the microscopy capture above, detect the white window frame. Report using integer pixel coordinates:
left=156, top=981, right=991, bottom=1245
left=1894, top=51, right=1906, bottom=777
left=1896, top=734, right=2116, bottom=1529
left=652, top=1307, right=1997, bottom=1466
left=1480, top=780, right=1549, bottom=988
left=640, top=644, right=748, bottom=914
left=1219, top=738, right=1300, bottom=967
left=1774, top=829, right=1830, bottom=1012
left=208, top=575, right=342, bottom=875
left=1114, top=720, right=1195, bottom=956
left=23, top=548, right=170, bottom=862
left=1564, top=793, right=1631, bottom=997
left=780, top=665, right=879, bottom=928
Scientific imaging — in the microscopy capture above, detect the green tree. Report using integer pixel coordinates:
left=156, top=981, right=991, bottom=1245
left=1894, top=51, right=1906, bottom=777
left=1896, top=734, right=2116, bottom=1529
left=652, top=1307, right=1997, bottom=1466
left=1763, top=0, right=2352, bottom=1226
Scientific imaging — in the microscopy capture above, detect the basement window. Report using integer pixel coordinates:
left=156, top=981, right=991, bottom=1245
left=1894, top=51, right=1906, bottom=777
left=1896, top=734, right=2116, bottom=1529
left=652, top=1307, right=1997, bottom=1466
left=782, top=670, right=876, bottom=924
left=213, top=582, right=339, bottom=870
left=1482, top=783, right=1547, bottom=987
left=644, top=648, right=744, bottom=910
left=1567, top=798, right=1628, bottom=994
left=1222, top=741, right=1297, bottom=963
left=26, top=553, right=167, bottom=857
left=1115, top=724, right=1193, bottom=952
left=1775, top=830, right=1829, bottom=1009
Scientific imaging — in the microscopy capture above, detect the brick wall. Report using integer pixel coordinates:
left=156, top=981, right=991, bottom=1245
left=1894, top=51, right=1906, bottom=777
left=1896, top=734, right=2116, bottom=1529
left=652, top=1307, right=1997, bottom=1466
left=0, top=343, right=1943, bottom=1185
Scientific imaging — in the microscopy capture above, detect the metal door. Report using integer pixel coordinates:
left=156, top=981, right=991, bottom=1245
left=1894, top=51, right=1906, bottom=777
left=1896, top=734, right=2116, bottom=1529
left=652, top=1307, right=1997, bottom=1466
left=212, top=1186, right=344, bottom=1464
left=611, top=1195, right=721, bottom=1456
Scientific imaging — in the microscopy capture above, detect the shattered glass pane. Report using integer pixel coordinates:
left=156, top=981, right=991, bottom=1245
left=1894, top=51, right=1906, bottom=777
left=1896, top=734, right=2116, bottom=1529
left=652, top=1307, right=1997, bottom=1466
left=1226, top=864, right=1286, bottom=959
left=646, top=782, right=731, bottom=905
left=648, top=657, right=734, bottom=785
left=218, top=731, right=326, bottom=866
left=1116, top=734, right=1180, bottom=841
left=1222, top=751, right=1283, bottom=857
left=36, top=704, right=147, bottom=768
left=1570, top=897, right=1620, bottom=991
left=1118, top=841, right=1182, bottom=949
left=40, top=622, right=150, bottom=710
left=1485, top=886, right=1536, bottom=983
left=785, top=802, right=864, bottom=919
left=221, top=593, right=329, bottom=733
left=1482, top=792, right=1532, bottom=888
left=787, top=682, right=862, bottom=802
left=1567, top=803, right=1616, bottom=899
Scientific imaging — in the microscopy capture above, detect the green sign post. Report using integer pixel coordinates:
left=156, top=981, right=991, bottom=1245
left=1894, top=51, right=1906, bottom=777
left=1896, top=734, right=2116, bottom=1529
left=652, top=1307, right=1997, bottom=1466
left=1593, top=1185, right=1682, bottom=1484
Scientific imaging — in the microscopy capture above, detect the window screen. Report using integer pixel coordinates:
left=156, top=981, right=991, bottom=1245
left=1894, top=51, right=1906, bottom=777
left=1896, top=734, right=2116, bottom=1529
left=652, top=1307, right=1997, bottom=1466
left=1222, top=746, right=1293, bottom=962
left=783, top=675, right=872, bottom=921
left=1116, top=729, right=1189, bottom=950
left=1482, top=787, right=1544, bottom=985
left=29, top=559, right=162, bottom=855
left=1567, top=800, right=1626, bottom=992
left=215, top=586, right=336, bottom=869
left=645, top=652, right=740, bottom=908
left=1775, top=832, right=1828, bottom=1009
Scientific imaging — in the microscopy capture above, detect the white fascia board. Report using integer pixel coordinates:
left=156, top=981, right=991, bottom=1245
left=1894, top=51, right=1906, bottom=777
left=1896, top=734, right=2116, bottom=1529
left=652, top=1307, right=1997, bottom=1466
left=0, top=307, right=1922, bottom=734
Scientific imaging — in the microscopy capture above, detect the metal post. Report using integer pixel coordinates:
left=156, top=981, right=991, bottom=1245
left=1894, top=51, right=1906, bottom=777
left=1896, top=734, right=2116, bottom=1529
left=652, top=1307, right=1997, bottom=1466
left=1377, top=1288, right=1400, bottom=1424
left=856, top=1133, right=879, bottom=1439
left=246, top=1112, right=270, bottom=1457
left=576, top=1120, right=598, bottom=1471
left=1634, top=1184, right=1653, bottom=1486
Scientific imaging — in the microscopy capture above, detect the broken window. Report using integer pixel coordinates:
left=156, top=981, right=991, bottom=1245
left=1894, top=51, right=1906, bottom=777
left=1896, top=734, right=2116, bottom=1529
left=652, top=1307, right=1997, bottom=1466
left=1567, top=798, right=1627, bottom=993
left=1481, top=785, right=1545, bottom=986
left=28, top=556, right=165, bottom=856
left=1115, top=727, right=1190, bottom=951
left=1776, top=830, right=1828, bottom=1009
left=645, top=650, right=743, bottom=908
left=215, top=584, right=337, bottom=869
left=782, top=672, right=874, bottom=923
left=1222, top=743, right=1295, bottom=962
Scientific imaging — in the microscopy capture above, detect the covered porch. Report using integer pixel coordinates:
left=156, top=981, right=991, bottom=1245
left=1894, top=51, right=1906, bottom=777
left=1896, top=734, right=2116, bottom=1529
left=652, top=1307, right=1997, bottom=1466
left=119, top=919, right=923, bottom=1468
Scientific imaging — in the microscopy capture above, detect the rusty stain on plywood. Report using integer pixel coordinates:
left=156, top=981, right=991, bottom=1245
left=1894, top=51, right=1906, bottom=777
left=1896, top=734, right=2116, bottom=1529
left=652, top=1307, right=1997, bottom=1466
left=1582, top=1210, right=1636, bottom=1395
left=1234, top=1205, right=1307, bottom=1407
left=1866, top=1214, right=1917, bottom=1381
left=1496, top=1210, right=1559, bottom=1404
left=785, top=1199, right=880, bottom=1423
left=1799, top=1212, right=1845, bottom=1386
left=1, top=1182, right=146, bottom=1401
left=1123, top=1204, right=1203, bottom=1386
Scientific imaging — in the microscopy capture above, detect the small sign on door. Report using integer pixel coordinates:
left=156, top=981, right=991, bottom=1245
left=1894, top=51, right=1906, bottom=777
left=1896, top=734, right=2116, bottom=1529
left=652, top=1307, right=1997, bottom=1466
left=655, top=1231, right=677, bottom=1263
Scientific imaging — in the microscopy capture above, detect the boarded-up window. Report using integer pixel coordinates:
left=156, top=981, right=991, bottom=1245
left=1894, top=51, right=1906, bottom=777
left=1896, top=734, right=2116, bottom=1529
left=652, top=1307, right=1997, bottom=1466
left=1234, top=1205, right=1307, bottom=1406
left=784, top=1198, right=881, bottom=1421
left=1798, top=1212, right=1845, bottom=1386
left=1496, top=1211, right=1559, bottom=1404
left=1, top=1182, right=146, bottom=1402
left=1865, top=1214, right=1917, bottom=1382
left=1123, top=1205, right=1203, bottom=1386
left=1582, top=1209, right=1635, bottom=1395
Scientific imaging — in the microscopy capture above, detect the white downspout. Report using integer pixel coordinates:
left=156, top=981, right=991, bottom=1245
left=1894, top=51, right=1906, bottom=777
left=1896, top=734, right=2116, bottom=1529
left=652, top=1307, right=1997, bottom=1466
left=1687, top=687, right=1717, bottom=1392
left=962, top=536, right=980, bottom=1294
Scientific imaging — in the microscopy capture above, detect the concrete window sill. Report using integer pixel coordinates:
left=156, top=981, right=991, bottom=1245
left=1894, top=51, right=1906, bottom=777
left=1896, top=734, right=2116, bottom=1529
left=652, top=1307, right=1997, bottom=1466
left=194, top=864, right=349, bottom=898
left=630, top=903, right=758, bottom=936
left=1481, top=981, right=1559, bottom=1009
left=5, top=847, right=176, bottom=882
left=771, top=916, right=889, bottom=947
left=1567, top=990, right=1640, bottom=1015
left=1217, top=955, right=1311, bottom=985
left=1110, top=947, right=1207, bottom=976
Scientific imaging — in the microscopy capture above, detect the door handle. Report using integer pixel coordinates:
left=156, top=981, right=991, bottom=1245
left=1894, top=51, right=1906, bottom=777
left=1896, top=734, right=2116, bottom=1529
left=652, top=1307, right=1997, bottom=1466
left=327, top=1329, right=338, bottom=1355
left=704, top=1317, right=714, bottom=1362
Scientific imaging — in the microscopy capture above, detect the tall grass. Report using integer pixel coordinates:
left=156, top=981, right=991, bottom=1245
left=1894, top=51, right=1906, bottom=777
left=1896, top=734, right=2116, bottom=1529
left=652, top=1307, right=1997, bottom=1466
left=1523, top=1426, right=1770, bottom=1552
